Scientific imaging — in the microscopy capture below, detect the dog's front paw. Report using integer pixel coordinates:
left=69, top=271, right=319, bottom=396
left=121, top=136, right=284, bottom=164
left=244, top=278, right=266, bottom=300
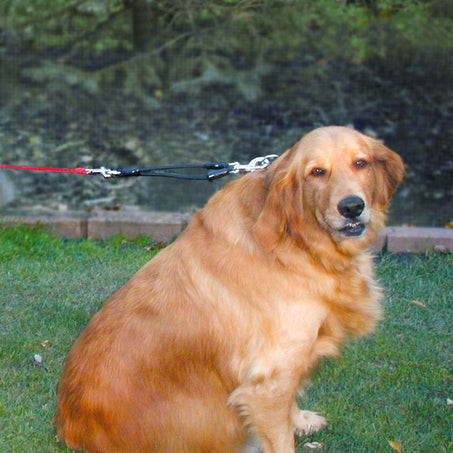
left=293, top=410, right=327, bottom=436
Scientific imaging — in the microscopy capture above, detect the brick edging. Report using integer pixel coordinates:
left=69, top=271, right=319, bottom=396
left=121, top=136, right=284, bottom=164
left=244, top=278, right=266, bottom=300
left=1, top=210, right=452, bottom=253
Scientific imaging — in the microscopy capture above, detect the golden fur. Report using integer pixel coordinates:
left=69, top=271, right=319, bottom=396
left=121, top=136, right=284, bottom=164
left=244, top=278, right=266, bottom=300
left=56, top=126, right=404, bottom=453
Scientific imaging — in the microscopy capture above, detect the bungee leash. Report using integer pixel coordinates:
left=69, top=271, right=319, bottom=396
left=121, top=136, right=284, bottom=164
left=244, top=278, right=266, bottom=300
left=0, top=155, right=279, bottom=181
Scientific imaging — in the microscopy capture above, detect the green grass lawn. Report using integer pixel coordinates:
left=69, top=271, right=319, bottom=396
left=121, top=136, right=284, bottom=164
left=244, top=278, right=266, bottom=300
left=0, top=226, right=451, bottom=453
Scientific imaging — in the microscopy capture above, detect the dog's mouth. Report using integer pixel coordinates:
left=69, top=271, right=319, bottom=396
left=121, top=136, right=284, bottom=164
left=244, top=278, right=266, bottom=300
left=338, top=220, right=366, bottom=237
left=320, top=210, right=370, bottom=239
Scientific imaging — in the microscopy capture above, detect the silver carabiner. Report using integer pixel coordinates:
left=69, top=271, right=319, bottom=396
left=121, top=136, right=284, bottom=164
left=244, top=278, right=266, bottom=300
left=229, top=154, right=279, bottom=173
left=86, top=167, right=122, bottom=178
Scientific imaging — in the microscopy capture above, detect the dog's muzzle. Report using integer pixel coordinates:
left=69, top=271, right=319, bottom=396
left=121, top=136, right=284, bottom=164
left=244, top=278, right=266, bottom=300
left=337, top=196, right=366, bottom=237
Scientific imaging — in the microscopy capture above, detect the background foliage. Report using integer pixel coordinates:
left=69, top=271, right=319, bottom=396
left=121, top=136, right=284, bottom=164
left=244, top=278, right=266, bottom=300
left=2, top=0, right=452, bottom=94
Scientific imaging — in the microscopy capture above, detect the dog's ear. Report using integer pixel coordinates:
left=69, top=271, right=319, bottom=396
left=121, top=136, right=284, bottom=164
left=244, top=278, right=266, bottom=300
left=253, top=145, right=302, bottom=252
left=371, top=139, right=405, bottom=207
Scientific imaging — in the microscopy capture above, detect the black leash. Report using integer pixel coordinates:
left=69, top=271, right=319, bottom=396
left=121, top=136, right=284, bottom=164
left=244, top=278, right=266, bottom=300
left=110, top=162, right=234, bottom=181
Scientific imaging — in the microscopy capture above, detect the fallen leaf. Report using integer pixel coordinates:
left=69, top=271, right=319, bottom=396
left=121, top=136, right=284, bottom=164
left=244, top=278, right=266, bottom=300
left=388, top=440, right=403, bottom=451
left=41, top=340, right=50, bottom=348
left=433, top=245, right=449, bottom=253
left=145, top=240, right=165, bottom=251
left=411, top=300, right=426, bottom=307
left=303, top=442, right=323, bottom=451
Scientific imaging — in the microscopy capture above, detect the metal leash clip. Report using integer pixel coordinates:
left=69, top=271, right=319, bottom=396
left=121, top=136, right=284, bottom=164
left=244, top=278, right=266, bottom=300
left=86, top=167, right=122, bottom=178
left=229, top=154, right=279, bottom=174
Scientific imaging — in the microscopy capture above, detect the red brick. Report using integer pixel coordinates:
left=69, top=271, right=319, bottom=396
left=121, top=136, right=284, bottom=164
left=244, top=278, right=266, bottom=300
left=0, top=212, right=87, bottom=238
left=2, top=211, right=452, bottom=253
left=87, top=210, right=190, bottom=243
left=371, top=230, right=387, bottom=253
left=386, top=226, right=453, bottom=253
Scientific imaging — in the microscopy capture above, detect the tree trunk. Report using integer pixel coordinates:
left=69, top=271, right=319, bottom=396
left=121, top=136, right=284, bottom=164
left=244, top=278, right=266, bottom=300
left=131, top=0, right=159, bottom=52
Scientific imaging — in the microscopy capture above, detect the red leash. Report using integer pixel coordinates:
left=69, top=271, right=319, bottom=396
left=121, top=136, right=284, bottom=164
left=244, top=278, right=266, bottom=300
left=0, top=164, right=89, bottom=174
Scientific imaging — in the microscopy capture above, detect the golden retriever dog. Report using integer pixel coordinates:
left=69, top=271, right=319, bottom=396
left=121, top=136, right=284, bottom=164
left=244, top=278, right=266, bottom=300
left=56, top=126, right=404, bottom=453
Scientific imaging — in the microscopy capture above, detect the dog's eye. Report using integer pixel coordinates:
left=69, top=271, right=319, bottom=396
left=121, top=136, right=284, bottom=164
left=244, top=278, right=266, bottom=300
left=311, top=168, right=327, bottom=177
left=354, top=159, right=369, bottom=170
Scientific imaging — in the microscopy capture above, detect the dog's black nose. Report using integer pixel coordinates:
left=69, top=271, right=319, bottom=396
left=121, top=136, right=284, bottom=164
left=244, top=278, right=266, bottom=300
left=338, top=196, right=365, bottom=219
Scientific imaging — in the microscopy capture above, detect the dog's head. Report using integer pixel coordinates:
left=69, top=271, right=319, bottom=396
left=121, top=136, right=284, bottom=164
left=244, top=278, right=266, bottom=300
left=253, top=126, right=405, bottom=255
